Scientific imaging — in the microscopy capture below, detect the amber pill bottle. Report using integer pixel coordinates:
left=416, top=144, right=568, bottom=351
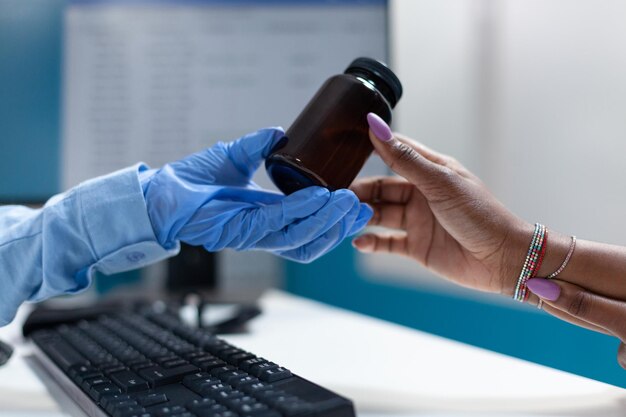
left=265, top=57, right=403, bottom=194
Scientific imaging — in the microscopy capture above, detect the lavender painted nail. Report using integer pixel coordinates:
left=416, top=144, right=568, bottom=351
left=366, top=113, right=393, bottom=142
left=527, top=278, right=561, bottom=301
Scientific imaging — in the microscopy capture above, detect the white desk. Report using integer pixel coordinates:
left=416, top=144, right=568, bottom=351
left=1, top=290, right=626, bottom=417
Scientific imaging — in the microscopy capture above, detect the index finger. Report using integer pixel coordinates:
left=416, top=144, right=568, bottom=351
left=366, top=113, right=450, bottom=190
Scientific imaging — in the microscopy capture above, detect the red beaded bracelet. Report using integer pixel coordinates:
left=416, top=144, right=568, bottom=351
left=514, top=223, right=548, bottom=302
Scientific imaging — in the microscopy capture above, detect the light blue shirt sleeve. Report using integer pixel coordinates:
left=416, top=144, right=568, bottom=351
left=0, top=164, right=179, bottom=326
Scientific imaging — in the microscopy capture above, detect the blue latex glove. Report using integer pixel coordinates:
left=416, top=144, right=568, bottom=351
left=141, top=127, right=373, bottom=263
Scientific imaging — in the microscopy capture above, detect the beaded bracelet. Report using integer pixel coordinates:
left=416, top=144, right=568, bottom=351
left=513, top=223, right=547, bottom=302
left=538, top=235, right=577, bottom=309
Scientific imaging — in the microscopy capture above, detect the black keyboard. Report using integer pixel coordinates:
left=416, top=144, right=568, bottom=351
left=29, top=307, right=355, bottom=417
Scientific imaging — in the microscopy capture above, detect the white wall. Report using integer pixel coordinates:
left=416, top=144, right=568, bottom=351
left=360, top=0, right=626, bottom=296
left=491, top=0, right=626, bottom=243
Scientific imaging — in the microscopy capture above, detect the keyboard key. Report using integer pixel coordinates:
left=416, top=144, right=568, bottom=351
left=199, top=338, right=229, bottom=353
left=139, top=365, right=199, bottom=387
left=70, top=365, right=103, bottom=385
left=209, top=366, right=235, bottom=377
left=182, top=372, right=211, bottom=384
left=212, top=389, right=244, bottom=402
left=236, top=402, right=269, bottom=415
left=103, top=365, right=128, bottom=375
left=69, top=364, right=98, bottom=378
left=188, top=353, right=214, bottom=362
left=184, top=377, right=221, bottom=394
left=223, top=395, right=258, bottom=412
left=90, top=383, right=122, bottom=401
left=154, top=405, right=186, bottom=416
left=110, top=370, right=150, bottom=393
left=163, top=359, right=188, bottom=368
left=82, top=376, right=111, bottom=391
left=186, top=398, right=217, bottom=410
left=44, top=339, right=89, bottom=372
left=112, top=405, right=146, bottom=417
left=253, top=390, right=287, bottom=403
left=258, top=367, right=292, bottom=383
left=229, top=375, right=260, bottom=389
left=136, top=393, right=169, bottom=407
left=195, top=358, right=227, bottom=371
left=183, top=350, right=206, bottom=360
left=131, top=361, right=156, bottom=372
left=218, top=370, right=248, bottom=385
left=192, top=404, right=228, bottom=417
left=106, top=399, right=139, bottom=414
left=101, top=393, right=131, bottom=409
left=201, top=383, right=232, bottom=398
left=249, top=362, right=277, bottom=378
left=239, top=358, right=265, bottom=373
left=218, top=348, right=243, bottom=359
left=242, top=382, right=272, bottom=396
left=228, top=352, right=256, bottom=366
left=155, top=355, right=179, bottom=365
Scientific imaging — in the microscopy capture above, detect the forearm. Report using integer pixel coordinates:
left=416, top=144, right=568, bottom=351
left=501, top=225, right=626, bottom=301
left=0, top=165, right=177, bottom=326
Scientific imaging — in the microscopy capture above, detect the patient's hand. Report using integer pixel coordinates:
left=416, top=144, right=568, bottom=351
left=351, top=114, right=532, bottom=295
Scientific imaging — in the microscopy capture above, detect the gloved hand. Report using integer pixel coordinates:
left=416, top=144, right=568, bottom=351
left=141, top=127, right=372, bottom=263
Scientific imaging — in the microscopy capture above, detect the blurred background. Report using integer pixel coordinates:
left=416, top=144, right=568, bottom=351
left=2, top=0, right=626, bottom=388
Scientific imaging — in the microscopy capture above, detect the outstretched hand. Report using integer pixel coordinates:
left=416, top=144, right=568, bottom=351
left=142, top=128, right=373, bottom=263
left=351, top=114, right=532, bottom=293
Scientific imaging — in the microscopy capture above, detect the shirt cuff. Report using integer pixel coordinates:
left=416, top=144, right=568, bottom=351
left=78, top=163, right=179, bottom=278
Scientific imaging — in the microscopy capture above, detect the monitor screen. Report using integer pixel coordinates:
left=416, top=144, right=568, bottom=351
left=0, top=0, right=389, bottom=298
left=62, top=0, right=389, bottom=190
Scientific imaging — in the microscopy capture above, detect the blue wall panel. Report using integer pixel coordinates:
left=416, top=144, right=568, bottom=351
left=0, top=0, right=64, bottom=202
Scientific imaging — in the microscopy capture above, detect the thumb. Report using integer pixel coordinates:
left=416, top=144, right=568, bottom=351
left=366, top=113, right=447, bottom=190
left=528, top=278, right=626, bottom=340
left=227, top=127, right=285, bottom=177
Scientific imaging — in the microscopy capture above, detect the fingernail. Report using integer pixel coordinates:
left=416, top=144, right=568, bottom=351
left=527, top=278, right=561, bottom=301
left=367, top=113, right=393, bottom=142
left=352, top=236, right=364, bottom=247
left=352, top=235, right=372, bottom=251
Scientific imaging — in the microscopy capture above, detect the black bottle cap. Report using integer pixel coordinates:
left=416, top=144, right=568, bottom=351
left=345, top=57, right=403, bottom=108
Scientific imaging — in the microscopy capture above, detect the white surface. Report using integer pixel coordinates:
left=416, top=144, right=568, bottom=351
left=0, top=306, right=63, bottom=415
left=1, top=290, right=626, bottom=416
left=223, top=291, right=626, bottom=415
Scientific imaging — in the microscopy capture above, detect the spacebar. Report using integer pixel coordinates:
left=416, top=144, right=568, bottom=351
left=139, top=364, right=199, bottom=387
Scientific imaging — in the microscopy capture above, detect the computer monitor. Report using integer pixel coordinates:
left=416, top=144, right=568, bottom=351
left=1, top=0, right=390, bottom=299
